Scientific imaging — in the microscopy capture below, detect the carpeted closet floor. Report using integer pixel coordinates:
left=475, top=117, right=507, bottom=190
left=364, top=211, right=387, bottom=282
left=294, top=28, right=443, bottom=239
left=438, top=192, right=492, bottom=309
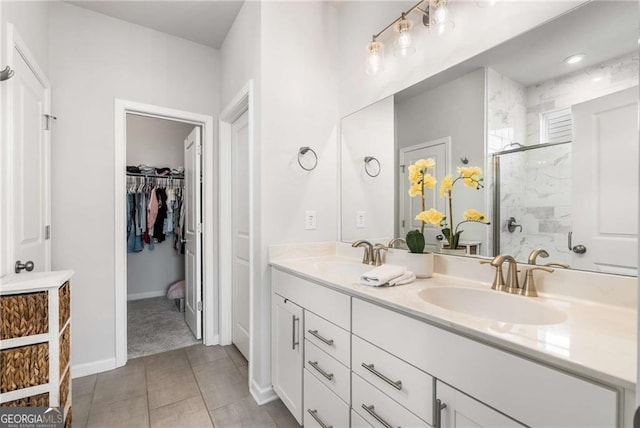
left=128, top=296, right=200, bottom=359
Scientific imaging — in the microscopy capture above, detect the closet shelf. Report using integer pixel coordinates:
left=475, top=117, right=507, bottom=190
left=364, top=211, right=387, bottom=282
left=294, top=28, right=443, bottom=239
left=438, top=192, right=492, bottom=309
left=126, top=172, right=184, bottom=179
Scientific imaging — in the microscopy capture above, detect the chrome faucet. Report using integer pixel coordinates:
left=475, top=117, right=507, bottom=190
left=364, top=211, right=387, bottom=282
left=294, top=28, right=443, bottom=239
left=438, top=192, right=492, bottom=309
left=352, top=240, right=374, bottom=265
left=491, top=254, right=520, bottom=294
left=372, top=244, right=388, bottom=266
left=387, top=238, right=407, bottom=249
left=527, top=248, right=549, bottom=265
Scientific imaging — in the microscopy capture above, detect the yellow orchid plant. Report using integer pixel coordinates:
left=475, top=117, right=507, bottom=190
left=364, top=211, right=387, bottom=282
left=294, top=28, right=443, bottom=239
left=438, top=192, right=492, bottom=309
left=407, top=160, right=490, bottom=253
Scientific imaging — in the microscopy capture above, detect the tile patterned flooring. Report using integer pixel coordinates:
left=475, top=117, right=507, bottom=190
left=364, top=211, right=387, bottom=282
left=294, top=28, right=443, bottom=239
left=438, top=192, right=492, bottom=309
left=72, top=345, right=299, bottom=428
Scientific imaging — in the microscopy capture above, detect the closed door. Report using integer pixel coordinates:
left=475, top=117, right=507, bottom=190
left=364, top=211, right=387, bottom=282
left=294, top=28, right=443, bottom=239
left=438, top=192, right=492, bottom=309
left=232, top=110, right=250, bottom=359
left=184, top=126, right=202, bottom=339
left=11, top=45, right=50, bottom=274
left=571, top=87, right=638, bottom=275
left=399, top=138, right=450, bottom=251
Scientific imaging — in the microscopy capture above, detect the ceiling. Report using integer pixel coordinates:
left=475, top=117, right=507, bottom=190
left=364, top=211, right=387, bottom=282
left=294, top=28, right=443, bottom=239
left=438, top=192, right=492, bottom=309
left=397, top=1, right=638, bottom=100
left=67, top=1, right=244, bottom=49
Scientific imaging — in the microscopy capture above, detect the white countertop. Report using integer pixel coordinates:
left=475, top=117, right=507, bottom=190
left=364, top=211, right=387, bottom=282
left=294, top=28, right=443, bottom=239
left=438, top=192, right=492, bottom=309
left=1, top=270, right=74, bottom=294
left=270, top=255, right=637, bottom=390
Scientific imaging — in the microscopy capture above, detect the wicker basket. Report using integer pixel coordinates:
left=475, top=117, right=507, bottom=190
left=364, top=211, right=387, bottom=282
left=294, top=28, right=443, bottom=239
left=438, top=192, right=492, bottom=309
left=59, top=282, right=70, bottom=330
left=60, top=325, right=70, bottom=376
left=0, top=343, right=49, bottom=392
left=0, top=291, right=49, bottom=339
left=59, top=371, right=70, bottom=410
left=1, top=392, right=49, bottom=407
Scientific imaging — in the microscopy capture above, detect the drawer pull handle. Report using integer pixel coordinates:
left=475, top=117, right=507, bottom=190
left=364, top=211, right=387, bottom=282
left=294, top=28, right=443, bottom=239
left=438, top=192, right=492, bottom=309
left=291, top=315, right=300, bottom=350
left=307, top=409, right=333, bottom=428
left=361, top=404, right=396, bottom=428
left=308, top=329, right=334, bottom=346
left=361, top=363, right=402, bottom=390
left=308, top=360, right=334, bottom=380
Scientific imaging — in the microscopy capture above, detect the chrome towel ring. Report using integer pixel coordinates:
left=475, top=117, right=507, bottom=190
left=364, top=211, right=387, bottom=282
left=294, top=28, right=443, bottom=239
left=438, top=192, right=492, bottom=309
left=364, top=156, right=381, bottom=177
left=298, top=146, right=318, bottom=171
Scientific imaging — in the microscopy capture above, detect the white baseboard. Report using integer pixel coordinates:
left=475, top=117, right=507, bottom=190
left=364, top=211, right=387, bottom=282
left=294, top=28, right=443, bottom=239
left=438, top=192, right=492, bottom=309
left=127, top=290, right=166, bottom=301
left=72, top=358, right=116, bottom=379
left=250, top=379, right=278, bottom=405
left=204, top=334, right=220, bottom=347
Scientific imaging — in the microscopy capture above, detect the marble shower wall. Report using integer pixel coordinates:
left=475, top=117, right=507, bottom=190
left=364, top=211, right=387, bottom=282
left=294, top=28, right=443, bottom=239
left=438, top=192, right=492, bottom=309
left=487, top=68, right=527, bottom=153
left=526, top=52, right=639, bottom=145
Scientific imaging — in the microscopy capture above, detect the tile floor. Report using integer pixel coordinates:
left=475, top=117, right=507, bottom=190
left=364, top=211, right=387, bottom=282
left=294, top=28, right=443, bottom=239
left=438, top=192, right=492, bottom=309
left=72, top=344, right=299, bottom=428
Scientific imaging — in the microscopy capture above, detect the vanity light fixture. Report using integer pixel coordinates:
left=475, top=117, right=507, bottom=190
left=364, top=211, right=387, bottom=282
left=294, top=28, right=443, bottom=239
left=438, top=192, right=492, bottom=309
left=365, top=0, right=456, bottom=75
left=564, top=53, right=585, bottom=65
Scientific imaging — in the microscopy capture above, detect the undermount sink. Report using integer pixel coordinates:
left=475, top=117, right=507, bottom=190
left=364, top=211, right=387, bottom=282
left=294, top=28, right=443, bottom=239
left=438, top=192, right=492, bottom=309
left=311, top=260, right=370, bottom=277
left=418, top=287, right=567, bottom=325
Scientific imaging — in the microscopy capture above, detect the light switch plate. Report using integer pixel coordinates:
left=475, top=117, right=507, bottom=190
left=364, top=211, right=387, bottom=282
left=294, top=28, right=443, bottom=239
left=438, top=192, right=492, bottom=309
left=305, top=211, right=317, bottom=230
left=356, top=211, right=366, bottom=228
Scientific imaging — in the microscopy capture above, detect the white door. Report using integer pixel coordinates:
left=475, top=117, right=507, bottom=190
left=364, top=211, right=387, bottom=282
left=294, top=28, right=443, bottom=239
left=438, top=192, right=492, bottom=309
left=399, top=138, right=450, bottom=251
left=232, top=111, right=250, bottom=359
left=437, top=382, right=523, bottom=428
left=184, top=126, right=202, bottom=339
left=10, top=44, right=50, bottom=274
left=571, top=87, right=638, bottom=275
left=272, top=294, right=303, bottom=424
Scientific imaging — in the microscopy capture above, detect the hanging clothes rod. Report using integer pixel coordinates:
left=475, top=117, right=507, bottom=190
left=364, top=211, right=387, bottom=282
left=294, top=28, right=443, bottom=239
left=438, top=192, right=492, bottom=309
left=126, top=172, right=184, bottom=179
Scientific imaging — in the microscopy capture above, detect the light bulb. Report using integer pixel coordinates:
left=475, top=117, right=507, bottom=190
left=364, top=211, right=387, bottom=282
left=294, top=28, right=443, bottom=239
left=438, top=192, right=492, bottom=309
left=394, top=16, right=415, bottom=58
left=433, top=1, right=455, bottom=36
left=366, top=40, right=384, bottom=76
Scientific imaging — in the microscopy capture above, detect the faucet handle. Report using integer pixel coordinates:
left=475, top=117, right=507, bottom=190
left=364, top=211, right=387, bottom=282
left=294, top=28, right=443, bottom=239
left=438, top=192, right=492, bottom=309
left=480, top=260, right=506, bottom=291
left=373, top=244, right=388, bottom=266
left=520, top=266, right=554, bottom=297
left=352, top=240, right=373, bottom=264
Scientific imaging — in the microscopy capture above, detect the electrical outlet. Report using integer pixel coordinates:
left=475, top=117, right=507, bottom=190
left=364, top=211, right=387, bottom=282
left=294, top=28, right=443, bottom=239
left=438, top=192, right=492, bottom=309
left=305, top=211, right=317, bottom=230
left=356, top=211, right=366, bottom=228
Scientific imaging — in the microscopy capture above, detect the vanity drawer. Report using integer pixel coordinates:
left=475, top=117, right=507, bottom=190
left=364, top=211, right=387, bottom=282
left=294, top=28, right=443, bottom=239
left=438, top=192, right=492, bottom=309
left=352, top=335, right=433, bottom=424
left=351, top=409, right=373, bottom=428
left=305, top=311, right=350, bottom=366
left=273, top=269, right=350, bottom=329
left=305, top=339, right=350, bottom=403
left=303, top=369, right=349, bottom=428
left=353, top=373, right=429, bottom=428
left=352, top=298, right=617, bottom=428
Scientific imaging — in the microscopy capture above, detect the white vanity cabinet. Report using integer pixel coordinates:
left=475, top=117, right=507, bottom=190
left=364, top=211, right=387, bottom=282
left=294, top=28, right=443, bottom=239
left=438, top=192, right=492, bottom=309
left=352, top=297, right=618, bottom=428
left=272, top=294, right=304, bottom=424
left=272, top=269, right=352, bottom=427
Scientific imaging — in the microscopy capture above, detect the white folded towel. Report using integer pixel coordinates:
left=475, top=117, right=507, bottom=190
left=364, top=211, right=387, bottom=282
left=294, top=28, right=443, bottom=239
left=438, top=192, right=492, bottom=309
left=388, top=271, right=416, bottom=286
left=360, top=264, right=405, bottom=287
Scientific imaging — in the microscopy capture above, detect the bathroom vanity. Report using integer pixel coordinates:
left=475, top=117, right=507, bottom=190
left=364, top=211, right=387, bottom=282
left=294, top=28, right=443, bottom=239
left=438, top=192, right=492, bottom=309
left=269, top=245, right=635, bottom=428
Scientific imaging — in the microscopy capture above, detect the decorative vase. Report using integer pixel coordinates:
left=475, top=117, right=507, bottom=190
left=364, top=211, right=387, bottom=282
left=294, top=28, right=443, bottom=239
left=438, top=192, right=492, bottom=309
left=404, top=252, right=434, bottom=279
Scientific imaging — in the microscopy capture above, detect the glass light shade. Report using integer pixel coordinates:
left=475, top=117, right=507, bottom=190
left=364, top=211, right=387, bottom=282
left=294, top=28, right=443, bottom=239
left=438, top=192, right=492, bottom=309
left=394, top=17, right=415, bottom=58
left=366, top=40, right=384, bottom=76
left=433, top=2, right=455, bottom=36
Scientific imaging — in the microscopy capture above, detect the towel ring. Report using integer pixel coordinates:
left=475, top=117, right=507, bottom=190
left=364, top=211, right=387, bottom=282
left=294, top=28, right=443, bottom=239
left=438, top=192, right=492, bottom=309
left=298, top=146, right=318, bottom=171
left=364, top=156, right=381, bottom=177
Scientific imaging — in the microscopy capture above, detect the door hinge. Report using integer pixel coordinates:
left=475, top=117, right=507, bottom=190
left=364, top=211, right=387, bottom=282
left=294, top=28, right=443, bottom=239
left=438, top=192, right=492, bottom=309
left=196, top=144, right=202, bottom=156
left=401, top=220, right=405, bottom=228
left=44, top=114, right=57, bottom=131
left=196, top=223, right=203, bottom=234
left=45, top=225, right=51, bottom=240
left=400, top=164, right=405, bottom=173
left=197, top=301, right=203, bottom=311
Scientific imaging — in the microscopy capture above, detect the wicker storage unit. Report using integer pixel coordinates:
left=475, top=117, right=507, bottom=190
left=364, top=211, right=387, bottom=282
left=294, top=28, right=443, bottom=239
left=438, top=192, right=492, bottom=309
left=0, top=271, right=73, bottom=427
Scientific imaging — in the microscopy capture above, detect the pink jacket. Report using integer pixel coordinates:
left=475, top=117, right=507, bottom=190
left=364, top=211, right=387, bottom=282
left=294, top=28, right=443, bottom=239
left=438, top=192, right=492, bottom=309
left=147, top=188, right=158, bottom=232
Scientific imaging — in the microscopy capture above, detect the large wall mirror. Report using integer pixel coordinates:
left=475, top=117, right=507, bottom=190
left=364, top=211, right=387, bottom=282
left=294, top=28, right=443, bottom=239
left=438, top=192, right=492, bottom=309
left=340, top=1, right=639, bottom=276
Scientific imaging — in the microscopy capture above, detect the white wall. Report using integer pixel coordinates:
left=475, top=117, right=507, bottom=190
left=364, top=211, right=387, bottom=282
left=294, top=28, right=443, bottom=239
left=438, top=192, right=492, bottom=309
left=336, top=1, right=583, bottom=117
left=126, top=114, right=194, bottom=168
left=396, top=69, right=487, bottom=244
left=48, top=2, right=220, bottom=373
left=0, top=1, right=50, bottom=277
left=126, top=115, right=193, bottom=300
left=341, top=96, right=394, bottom=242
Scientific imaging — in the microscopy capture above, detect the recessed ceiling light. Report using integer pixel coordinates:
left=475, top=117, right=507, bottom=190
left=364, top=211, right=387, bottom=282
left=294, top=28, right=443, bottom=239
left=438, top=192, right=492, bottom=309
left=564, top=54, right=586, bottom=65
left=591, top=76, right=603, bottom=83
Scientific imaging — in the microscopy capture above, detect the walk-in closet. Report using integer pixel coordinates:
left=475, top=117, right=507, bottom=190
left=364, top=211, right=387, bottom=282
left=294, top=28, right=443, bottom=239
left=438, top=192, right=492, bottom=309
left=126, top=114, right=201, bottom=358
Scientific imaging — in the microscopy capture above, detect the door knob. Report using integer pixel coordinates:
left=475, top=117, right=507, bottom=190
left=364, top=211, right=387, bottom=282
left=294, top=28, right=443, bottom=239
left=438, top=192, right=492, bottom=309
left=15, top=260, right=35, bottom=273
left=572, top=245, right=587, bottom=254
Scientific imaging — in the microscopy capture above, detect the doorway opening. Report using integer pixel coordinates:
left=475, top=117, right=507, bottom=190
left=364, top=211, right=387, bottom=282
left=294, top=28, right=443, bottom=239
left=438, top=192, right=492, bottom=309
left=125, top=114, right=201, bottom=358
left=114, top=100, right=216, bottom=367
